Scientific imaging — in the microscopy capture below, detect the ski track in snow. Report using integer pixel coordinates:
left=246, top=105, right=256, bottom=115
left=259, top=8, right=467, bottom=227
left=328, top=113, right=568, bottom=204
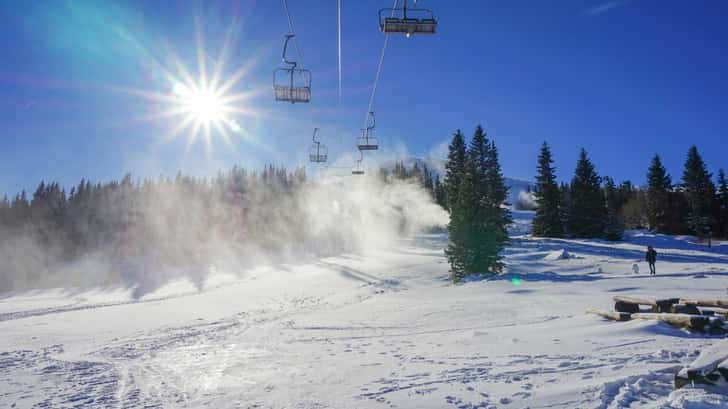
left=2, top=217, right=728, bottom=408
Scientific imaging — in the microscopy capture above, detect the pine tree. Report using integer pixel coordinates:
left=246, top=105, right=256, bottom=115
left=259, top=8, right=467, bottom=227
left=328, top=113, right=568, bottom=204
left=646, top=154, right=672, bottom=233
left=559, top=182, right=571, bottom=234
left=532, top=142, right=563, bottom=237
left=377, top=167, right=390, bottom=182
left=444, top=130, right=470, bottom=281
left=469, top=126, right=489, bottom=203
left=0, top=195, right=10, bottom=227
left=568, top=148, right=606, bottom=238
left=603, top=176, right=624, bottom=241
left=715, top=169, right=728, bottom=238
left=410, top=162, right=423, bottom=181
left=434, top=175, right=447, bottom=209
left=462, top=126, right=491, bottom=275
left=620, top=188, right=648, bottom=230
left=444, top=130, right=467, bottom=212
left=481, top=140, right=511, bottom=271
left=445, top=126, right=510, bottom=281
left=616, top=181, right=635, bottom=209
left=682, top=146, right=715, bottom=241
left=422, top=163, right=434, bottom=195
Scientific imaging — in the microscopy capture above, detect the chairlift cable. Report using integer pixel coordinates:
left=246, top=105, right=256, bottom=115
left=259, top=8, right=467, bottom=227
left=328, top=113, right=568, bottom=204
left=338, top=0, right=343, bottom=102
left=365, top=0, right=398, bottom=126
left=282, top=0, right=304, bottom=68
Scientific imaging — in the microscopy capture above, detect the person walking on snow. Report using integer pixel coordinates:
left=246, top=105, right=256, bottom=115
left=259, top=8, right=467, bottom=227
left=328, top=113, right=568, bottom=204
left=646, top=246, right=657, bottom=275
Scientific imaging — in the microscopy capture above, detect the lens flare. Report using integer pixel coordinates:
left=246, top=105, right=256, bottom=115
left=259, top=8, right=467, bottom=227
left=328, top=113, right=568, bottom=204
left=173, top=83, right=225, bottom=124
left=115, top=15, right=267, bottom=155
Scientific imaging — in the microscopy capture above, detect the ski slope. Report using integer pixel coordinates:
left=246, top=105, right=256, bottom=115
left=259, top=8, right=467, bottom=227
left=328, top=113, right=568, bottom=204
left=2, top=211, right=728, bottom=408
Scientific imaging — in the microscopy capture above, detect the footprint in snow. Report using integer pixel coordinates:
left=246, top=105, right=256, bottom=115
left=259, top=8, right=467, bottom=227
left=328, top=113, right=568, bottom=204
left=512, top=391, right=531, bottom=399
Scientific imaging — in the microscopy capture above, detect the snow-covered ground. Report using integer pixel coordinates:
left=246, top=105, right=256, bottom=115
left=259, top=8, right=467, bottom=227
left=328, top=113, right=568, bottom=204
left=2, top=211, right=728, bottom=408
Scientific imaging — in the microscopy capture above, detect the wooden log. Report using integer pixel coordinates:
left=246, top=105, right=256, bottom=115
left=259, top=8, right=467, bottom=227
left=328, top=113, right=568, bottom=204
left=680, top=299, right=728, bottom=308
left=587, top=309, right=631, bottom=321
left=700, top=307, right=728, bottom=318
left=631, top=313, right=711, bottom=331
left=671, top=304, right=701, bottom=315
left=614, top=301, right=640, bottom=314
left=708, top=315, right=726, bottom=327
left=613, top=296, right=657, bottom=306
left=656, top=298, right=681, bottom=313
left=613, top=296, right=678, bottom=313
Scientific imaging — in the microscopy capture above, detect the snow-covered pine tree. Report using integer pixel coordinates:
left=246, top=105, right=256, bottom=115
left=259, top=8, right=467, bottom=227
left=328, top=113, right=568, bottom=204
left=646, top=154, right=672, bottom=233
left=682, top=145, right=715, bottom=241
left=603, top=176, right=624, bottom=241
left=532, top=142, right=563, bottom=237
left=568, top=148, right=606, bottom=238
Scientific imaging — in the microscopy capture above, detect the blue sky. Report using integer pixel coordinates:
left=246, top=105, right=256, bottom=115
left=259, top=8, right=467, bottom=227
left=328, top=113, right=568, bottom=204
left=1, top=0, right=727, bottom=197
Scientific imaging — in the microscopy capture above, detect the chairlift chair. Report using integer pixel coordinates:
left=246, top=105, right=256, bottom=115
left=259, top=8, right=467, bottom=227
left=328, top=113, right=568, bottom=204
left=352, top=152, right=365, bottom=175
left=357, top=111, right=379, bottom=151
left=379, top=0, right=437, bottom=37
left=309, top=128, right=328, bottom=163
left=273, top=34, right=311, bottom=103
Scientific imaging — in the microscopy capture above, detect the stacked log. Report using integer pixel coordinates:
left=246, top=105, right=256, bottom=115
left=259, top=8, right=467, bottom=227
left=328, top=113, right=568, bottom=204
left=587, top=296, right=728, bottom=334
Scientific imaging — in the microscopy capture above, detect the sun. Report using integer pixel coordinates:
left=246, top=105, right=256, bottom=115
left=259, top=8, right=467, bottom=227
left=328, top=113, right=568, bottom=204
left=117, top=19, right=265, bottom=154
left=173, top=82, right=226, bottom=124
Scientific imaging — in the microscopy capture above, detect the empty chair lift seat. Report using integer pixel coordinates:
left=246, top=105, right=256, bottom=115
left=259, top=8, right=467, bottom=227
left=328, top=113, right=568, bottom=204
left=309, top=147, right=327, bottom=163
left=379, top=7, right=437, bottom=35
left=273, top=71, right=311, bottom=103
left=357, top=134, right=379, bottom=151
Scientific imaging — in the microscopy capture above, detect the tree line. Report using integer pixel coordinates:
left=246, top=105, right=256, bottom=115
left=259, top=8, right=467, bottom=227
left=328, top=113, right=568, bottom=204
left=532, top=143, right=728, bottom=243
left=0, top=162, right=451, bottom=294
left=0, top=166, right=313, bottom=292
left=377, top=159, right=447, bottom=208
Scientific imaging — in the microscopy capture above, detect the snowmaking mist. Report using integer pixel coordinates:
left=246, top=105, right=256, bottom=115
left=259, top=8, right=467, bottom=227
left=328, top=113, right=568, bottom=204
left=0, top=170, right=448, bottom=297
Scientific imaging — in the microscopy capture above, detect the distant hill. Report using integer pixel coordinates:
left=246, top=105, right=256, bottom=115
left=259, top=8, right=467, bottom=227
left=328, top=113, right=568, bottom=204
left=379, top=157, right=534, bottom=205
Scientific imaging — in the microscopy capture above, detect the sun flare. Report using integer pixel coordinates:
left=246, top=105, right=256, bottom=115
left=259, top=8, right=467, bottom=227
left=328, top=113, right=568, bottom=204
left=173, top=82, right=230, bottom=125
left=119, top=20, right=265, bottom=154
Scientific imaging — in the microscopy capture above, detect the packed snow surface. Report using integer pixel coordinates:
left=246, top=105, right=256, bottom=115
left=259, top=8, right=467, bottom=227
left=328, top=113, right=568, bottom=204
left=2, top=210, right=728, bottom=408
left=543, top=249, right=575, bottom=261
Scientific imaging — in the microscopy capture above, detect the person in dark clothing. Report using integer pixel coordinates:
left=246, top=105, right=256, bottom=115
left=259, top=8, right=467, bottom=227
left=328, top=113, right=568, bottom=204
left=646, top=246, right=657, bottom=275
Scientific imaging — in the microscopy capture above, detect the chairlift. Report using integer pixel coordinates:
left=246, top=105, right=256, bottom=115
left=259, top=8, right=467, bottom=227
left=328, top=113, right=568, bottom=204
left=379, top=0, right=437, bottom=37
left=357, top=111, right=379, bottom=151
left=352, top=151, right=365, bottom=175
left=273, top=34, right=311, bottom=103
left=309, top=128, right=328, bottom=163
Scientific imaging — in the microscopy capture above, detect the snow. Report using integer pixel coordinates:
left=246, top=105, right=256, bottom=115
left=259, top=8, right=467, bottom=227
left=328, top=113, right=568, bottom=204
left=544, top=249, right=575, bottom=261
left=683, top=340, right=728, bottom=377
left=2, top=211, right=728, bottom=408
